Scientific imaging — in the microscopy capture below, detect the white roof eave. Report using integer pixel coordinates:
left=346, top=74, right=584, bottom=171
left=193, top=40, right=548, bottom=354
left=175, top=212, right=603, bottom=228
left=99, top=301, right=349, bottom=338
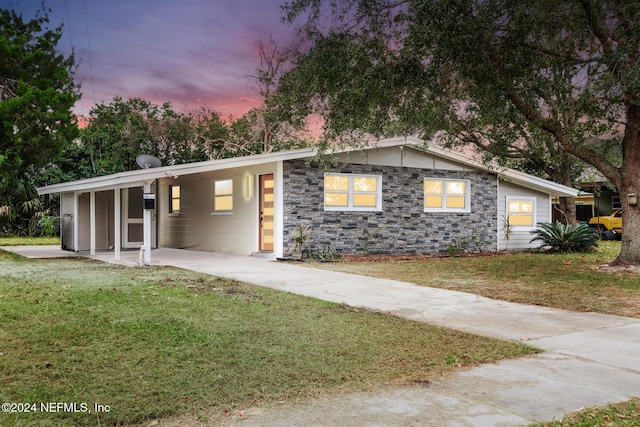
left=37, top=147, right=317, bottom=195
left=38, top=138, right=579, bottom=198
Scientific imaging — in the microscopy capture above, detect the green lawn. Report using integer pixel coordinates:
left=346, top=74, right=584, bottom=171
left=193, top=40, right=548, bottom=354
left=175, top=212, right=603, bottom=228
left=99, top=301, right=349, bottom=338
left=531, top=397, right=640, bottom=426
left=0, top=236, right=60, bottom=246
left=0, top=251, right=536, bottom=426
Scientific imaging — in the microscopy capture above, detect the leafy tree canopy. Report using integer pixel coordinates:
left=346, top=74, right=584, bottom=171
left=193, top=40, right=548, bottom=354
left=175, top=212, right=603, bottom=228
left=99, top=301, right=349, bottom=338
left=80, top=97, right=214, bottom=175
left=279, top=0, right=640, bottom=264
left=0, top=5, right=80, bottom=231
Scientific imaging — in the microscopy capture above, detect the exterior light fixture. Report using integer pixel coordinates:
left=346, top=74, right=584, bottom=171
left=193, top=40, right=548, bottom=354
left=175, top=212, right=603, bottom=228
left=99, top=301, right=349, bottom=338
left=244, top=173, right=253, bottom=200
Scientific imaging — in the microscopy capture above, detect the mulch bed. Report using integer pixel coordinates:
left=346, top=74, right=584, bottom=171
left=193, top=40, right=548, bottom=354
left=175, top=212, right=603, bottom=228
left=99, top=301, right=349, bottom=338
left=339, top=251, right=510, bottom=263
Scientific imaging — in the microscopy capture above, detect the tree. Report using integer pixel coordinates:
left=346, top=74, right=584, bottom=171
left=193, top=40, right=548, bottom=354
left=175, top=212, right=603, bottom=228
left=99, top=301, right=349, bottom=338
left=81, top=97, right=211, bottom=174
left=242, top=38, right=312, bottom=154
left=0, top=6, right=80, bottom=231
left=280, top=0, right=640, bottom=265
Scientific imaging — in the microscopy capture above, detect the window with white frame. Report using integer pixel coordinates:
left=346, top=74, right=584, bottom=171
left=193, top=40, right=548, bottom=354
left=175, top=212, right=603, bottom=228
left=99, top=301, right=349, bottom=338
left=169, top=185, right=181, bottom=214
left=423, top=179, right=470, bottom=212
left=213, top=178, right=233, bottom=213
left=324, top=173, right=382, bottom=211
left=506, top=197, right=536, bottom=227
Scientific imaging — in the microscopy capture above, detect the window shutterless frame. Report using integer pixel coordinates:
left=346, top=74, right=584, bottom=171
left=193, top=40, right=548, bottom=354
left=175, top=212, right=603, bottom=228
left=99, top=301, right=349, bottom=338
left=169, top=185, right=181, bottom=215
left=506, top=197, right=536, bottom=228
left=212, top=178, right=233, bottom=214
left=324, top=173, right=382, bottom=211
left=423, top=178, right=471, bottom=213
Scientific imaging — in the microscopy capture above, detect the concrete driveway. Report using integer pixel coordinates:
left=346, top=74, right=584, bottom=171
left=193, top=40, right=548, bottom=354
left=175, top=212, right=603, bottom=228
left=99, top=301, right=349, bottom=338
left=5, top=246, right=640, bottom=426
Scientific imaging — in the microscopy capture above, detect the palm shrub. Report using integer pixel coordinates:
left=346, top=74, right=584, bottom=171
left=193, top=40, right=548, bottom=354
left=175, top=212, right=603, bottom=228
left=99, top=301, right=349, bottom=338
left=530, top=221, right=599, bottom=253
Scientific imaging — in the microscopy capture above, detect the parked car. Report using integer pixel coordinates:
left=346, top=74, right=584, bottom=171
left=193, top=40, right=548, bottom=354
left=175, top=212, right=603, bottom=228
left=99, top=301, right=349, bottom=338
left=588, top=209, right=622, bottom=239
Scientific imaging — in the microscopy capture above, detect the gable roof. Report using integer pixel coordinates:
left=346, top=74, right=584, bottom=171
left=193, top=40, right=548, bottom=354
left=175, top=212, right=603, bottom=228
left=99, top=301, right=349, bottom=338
left=376, top=137, right=581, bottom=197
left=37, top=137, right=580, bottom=197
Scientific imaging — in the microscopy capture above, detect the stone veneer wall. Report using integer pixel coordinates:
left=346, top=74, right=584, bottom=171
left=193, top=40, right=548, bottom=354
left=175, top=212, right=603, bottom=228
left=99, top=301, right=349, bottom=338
left=282, top=159, right=498, bottom=257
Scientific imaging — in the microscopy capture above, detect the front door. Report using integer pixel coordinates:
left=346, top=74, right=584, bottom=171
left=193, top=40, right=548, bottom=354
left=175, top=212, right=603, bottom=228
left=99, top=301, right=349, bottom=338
left=259, top=174, right=274, bottom=251
left=123, top=187, right=156, bottom=249
left=124, top=187, right=144, bottom=248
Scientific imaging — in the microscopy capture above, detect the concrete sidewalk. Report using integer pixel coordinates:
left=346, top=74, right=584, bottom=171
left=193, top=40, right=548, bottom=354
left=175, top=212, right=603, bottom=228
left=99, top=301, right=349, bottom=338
left=5, top=246, right=640, bottom=426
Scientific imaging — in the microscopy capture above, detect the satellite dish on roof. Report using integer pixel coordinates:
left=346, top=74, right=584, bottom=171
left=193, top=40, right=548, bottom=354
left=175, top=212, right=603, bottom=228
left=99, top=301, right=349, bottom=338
left=136, top=154, right=162, bottom=169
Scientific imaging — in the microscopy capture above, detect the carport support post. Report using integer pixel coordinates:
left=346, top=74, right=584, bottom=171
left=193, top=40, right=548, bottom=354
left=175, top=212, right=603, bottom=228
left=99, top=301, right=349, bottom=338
left=90, top=191, right=96, bottom=256
left=114, top=188, right=121, bottom=261
left=73, top=191, right=79, bottom=252
left=143, top=182, right=152, bottom=266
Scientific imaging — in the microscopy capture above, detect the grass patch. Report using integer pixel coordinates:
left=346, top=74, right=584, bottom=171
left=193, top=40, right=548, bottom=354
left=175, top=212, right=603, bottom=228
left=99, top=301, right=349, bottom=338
left=531, top=397, right=640, bottom=426
left=0, top=236, right=60, bottom=246
left=315, top=241, right=640, bottom=318
left=0, top=251, right=536, bottom=426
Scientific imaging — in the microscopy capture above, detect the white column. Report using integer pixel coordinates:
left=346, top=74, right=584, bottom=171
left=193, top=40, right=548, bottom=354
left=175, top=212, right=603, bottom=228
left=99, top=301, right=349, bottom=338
left=143, top=182, right=152, bottom=266
left=90, top=191, right=96, bottom=256
left=114, top=188, right=121, bottom=261
left=73, top=191, right=79, bottom=252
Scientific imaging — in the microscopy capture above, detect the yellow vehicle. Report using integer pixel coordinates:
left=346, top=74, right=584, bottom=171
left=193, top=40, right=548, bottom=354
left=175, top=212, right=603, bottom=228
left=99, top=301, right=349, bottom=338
left=588, top=209, right=622, bottom=238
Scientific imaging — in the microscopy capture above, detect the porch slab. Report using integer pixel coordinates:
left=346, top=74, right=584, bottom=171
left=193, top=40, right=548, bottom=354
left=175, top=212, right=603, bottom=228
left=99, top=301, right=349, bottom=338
left=0, top=245, right=81, bottom=259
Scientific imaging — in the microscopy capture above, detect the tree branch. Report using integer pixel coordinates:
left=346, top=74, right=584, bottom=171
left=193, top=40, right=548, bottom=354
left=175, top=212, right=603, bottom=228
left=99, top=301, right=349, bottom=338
left=522, top=42, right=594, bottom=64
left=578, top=0, right=631, bottom=86
left=488, top=50, right=622, bottom=186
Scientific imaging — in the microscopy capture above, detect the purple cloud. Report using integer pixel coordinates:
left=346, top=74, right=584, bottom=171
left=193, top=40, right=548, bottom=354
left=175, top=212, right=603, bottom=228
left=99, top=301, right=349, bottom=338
left=11, top=0, right=295, bottom=120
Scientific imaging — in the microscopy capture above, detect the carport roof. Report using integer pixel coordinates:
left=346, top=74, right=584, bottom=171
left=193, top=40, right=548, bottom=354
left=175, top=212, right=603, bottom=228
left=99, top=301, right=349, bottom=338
left=37, top=147, right=317, bottom=195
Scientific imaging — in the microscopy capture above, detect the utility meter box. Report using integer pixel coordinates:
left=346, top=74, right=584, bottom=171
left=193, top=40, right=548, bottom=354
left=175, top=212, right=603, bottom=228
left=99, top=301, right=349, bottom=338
left=143, top=193, right=155, bottom=210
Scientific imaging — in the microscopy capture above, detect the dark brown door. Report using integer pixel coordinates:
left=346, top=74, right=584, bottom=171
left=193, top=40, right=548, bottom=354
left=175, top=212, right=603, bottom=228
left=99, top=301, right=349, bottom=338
left=259, top=174, right=274, bottom=251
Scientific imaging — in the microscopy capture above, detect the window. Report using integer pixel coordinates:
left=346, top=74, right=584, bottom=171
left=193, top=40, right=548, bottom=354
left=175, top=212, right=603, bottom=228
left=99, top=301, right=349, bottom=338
left=324, top=173, right=381, bottom=211
left=507, top=198, right=536, bottom=227
left=169, top=185, right=181, bottom=214
left=213, top=179, right=233, bottom=214
left=612, top=196, right=621, bottom=209
left=423, top=179, right=470, bottom=212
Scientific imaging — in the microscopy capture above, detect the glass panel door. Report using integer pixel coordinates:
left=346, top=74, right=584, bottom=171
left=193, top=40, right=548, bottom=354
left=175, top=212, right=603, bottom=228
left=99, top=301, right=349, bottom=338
left=259, top=174, right=274, bottom=251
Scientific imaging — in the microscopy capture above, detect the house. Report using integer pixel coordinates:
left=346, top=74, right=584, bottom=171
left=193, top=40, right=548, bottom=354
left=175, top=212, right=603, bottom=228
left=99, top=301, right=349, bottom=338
left=37, top=137, right=580, bottom=263
left=575, top=181, right=620, bottom=223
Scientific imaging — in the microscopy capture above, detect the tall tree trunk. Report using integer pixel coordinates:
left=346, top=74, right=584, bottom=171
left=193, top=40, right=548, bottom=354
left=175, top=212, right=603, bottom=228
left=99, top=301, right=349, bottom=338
left=555, top=197, right=577, bottom=225
left=613, top=104, right=640, bottom=265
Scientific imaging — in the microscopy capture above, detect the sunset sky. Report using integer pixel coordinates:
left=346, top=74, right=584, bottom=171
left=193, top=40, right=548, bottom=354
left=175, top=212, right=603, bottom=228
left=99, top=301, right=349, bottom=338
left=9, top=0, right=296, bottom=120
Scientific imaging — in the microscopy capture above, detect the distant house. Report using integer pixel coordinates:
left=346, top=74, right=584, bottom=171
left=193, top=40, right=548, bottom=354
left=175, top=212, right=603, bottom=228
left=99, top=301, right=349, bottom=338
left=37, top=137, right=579, bottom=262
left=574, top=181, right=620, bottom=223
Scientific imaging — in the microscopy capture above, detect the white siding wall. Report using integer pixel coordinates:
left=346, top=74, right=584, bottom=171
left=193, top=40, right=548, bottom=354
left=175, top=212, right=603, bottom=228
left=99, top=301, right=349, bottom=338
left=497, top=181, right=551, bottom=250
left=158, top=163, right=276, bottom=255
